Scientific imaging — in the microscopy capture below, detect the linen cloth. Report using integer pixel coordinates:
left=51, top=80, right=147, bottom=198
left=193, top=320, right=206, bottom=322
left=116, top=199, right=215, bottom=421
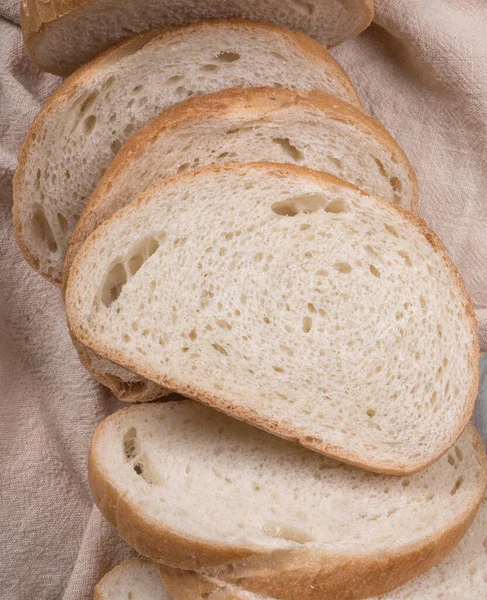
left=0, top=1, right=486, bottom=598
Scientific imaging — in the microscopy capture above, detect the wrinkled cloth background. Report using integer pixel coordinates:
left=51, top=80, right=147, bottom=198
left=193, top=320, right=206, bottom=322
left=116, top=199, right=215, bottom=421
left=1, top=1, right=486, bottom=598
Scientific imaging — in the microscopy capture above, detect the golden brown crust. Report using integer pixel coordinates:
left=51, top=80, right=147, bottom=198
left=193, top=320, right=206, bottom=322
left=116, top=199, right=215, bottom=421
left=14, top=19, right=363, bottom=287
left=63, top=85, right=419, bottom=286
left=67, top=162, right=477, bottom=475
left=88, top=403, right=487, bottom=600
left=21, top=2, right=374, bottom=75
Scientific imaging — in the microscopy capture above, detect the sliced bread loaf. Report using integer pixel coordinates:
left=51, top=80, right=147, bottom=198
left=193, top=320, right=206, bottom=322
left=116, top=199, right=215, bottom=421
left=159, top=494, right=487, bottom=599
left=89, top=401, right=487, bottom=600
left=64, top=86, right=417, bottom=404
left=13, top=19, right=362, bottom=285
left=94, top=558, right=172, bottom=600
left=21, top=0, right=374, bottom=76
left=67, top=163, right=478, bottom=474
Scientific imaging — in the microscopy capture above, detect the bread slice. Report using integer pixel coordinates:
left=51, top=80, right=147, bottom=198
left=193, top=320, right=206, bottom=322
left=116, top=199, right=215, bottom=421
left=66, top=163, right=478, bottom=474
left=159, top=493, right=487, bottom=599
left=13, top=20, right=362, bottom=286
left=88, top=401, right=487, bottom=600
left=21, top=0, right=374, bottom=76
left=64, top=86, right=418, bottom=404
left=94, top=557, right=172, bottom=600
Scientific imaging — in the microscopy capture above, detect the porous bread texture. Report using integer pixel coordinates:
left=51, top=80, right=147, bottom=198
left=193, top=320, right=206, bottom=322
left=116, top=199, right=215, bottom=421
left=66, top=86, right=417, bottom=280
left=93, top=557, right=172, bottom=600
left=89, top=401, right=487, bottom=600
left=21, top=0, right=374, bottom=75
left=159, top=495, right=487, bottom=600
left=14, top=19, right=362, bottom=285
left=67, top=163, right=479, bottom=474
left=64, top=86, right=417, bottom=404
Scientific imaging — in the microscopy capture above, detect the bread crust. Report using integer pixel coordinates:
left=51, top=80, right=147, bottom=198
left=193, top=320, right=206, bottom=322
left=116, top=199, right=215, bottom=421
left=67, top=162, right=478, bottom=475
left=88, top=403, right=487, bottom=600
left=14, top=19, right=362, bottom=287
left=21, top=1, right=374, bottom=75
left=71, top=334, right=169, bottom=402
left=63, top=85, right=417, bottom=285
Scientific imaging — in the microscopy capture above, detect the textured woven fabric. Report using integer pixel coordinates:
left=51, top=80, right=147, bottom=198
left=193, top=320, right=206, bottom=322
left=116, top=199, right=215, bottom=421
left=0, top=1, right=486, bottom=598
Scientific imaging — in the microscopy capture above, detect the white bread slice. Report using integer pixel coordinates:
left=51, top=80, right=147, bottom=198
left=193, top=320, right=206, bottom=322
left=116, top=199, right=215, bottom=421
left=67, top=163, right=478, bottom=474
left=94, top=558, right=172, bottom=600
left=159, top=494, right=487, bottom=599
left=13, top=20, right=362, bottom=286
left=21, top=0, right=374, bottom=76
left=88, top=401, right=487, bottom=600
left=64, top=86, right=418, bottom=404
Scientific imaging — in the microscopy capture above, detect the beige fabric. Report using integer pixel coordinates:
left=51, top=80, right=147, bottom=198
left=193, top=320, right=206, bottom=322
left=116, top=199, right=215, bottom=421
left=0, top=1, right=486, bottom=598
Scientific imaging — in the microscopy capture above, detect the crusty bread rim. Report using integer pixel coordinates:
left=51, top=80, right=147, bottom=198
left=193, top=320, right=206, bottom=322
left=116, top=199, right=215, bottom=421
left=67, top=162, right=479, bottom=475
left=13, top=19, right=362, bottom=286
left=21, top=1, right=374, bottom=75
left=63, top=85, right=418, bottom=288
left=88, top=402, right=487, bottom=600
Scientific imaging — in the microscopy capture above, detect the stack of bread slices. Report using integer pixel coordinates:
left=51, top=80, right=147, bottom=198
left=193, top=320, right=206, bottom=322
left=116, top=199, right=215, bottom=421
left=15, top=2, right=487, bottom=598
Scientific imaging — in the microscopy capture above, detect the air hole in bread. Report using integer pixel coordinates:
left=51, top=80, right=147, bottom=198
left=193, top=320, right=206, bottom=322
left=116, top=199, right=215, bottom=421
left=201, top=64, right=219, bottom=72
left=167, top=75, right=184, bottom=83
left=124, top=123, right=135, bottom=137
left=110, top=139, right=122, bottom=154
left=102, top=75, right=115, bottom=91
left=101, top=263, right=127, bottom=307
left=216, top=320, right=232, bottom=331
left=455, top=446, right=463, bottom=461
left=271, top=194, right=332, bottom=217
left=83, top=114, right=97, bottom=135
left=177, top=163, right=190, bottom=173
left=390, top=177, right=402, bottom=192
left=262, top=523, right=314, bottom=544
left=215, top=51, right=241, bottom=63
left=398, top=250, right=413, bottom=267
left=32, top=204, right=57, bottom=253
left=450, top=476, right=464, bottom=495
left=123, top=427, right=140, bottom=461
left=57, top=212, right=69, bottom=234
left=132, top=85, right=143, bottom=93
left=273, top=366, right=285, bottom=373
left=79, top=90, right=99, bottom=115
left=270, top=51, right=287, bottom=61
left=302, top=316, right=313, bottom=333
left=272, top=137, right=304, bottom=162
left=325, top=199, right=348, bottom=214
left=127, top=237, right=160, bottom=277
left=176, top=86, right=192, bottom=98
left=367, top=409, right=376, bottom=417
left=289, top=0, right=315, bottom=16
left=369, top=265, right=381, bottom=278
left=385, top=223, right=400, bottom=238
left=333, top=262, right=352, bottom=274
left=374, top=157, right=387, bottom=177
left=212, top=343, right=228, bottom=356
